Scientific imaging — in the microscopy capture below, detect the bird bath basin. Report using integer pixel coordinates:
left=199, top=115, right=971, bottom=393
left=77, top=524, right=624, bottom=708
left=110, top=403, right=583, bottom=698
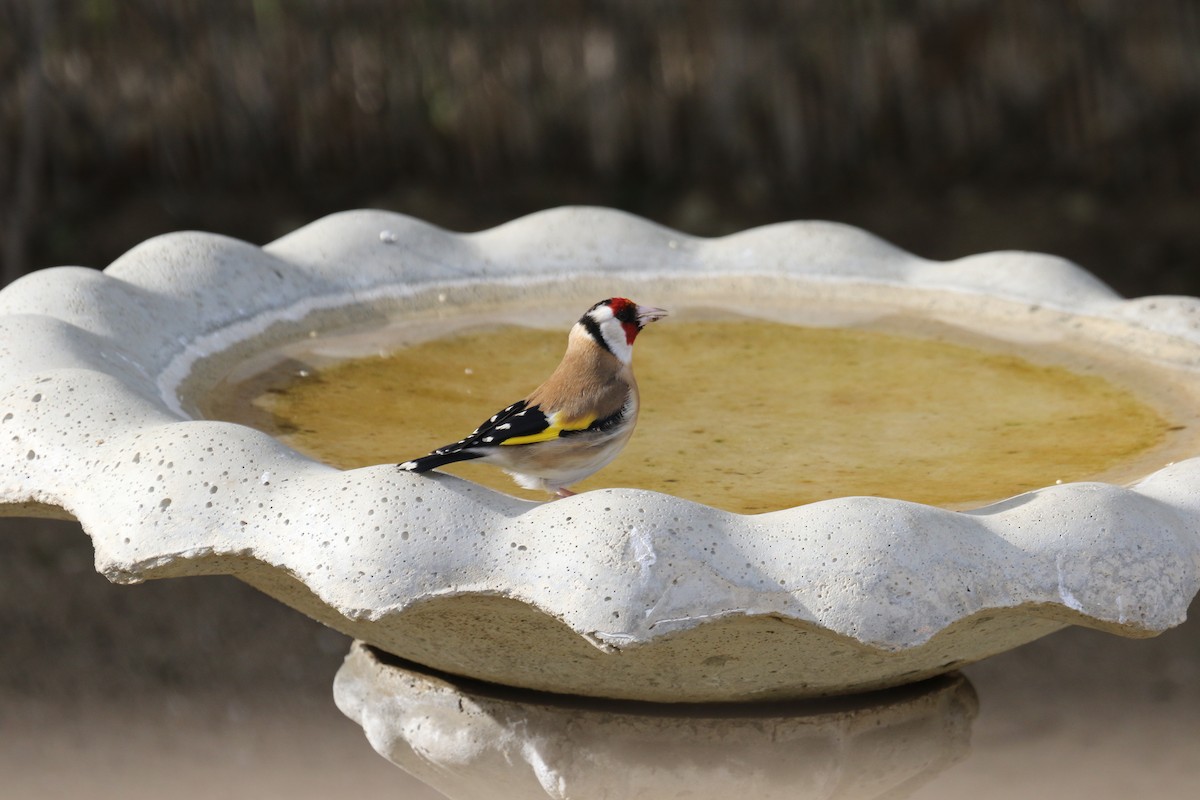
left=205, top=310, right=1182, bottom=513
left=3, top=207, right=1200, bottom=705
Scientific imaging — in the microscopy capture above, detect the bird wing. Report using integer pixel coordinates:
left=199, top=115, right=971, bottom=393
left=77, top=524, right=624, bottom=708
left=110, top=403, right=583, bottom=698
left=402, top=398, right=626, bottom=475
left=399, top=401, right=545, bottom=472
left=458, top=400, right=598, bottom=448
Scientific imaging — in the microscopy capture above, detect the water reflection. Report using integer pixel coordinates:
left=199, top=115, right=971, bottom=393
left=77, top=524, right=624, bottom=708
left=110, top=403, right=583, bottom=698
left=335, top=643, right=978, bottom=800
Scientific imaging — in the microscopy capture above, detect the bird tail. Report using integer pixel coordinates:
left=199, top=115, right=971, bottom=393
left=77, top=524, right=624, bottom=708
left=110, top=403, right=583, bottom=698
left=398, top=449, right=484, bottom=473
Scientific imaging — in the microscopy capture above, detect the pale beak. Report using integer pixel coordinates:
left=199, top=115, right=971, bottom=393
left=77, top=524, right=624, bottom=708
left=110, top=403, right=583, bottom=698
left=636, top=306, right=669, bottom=326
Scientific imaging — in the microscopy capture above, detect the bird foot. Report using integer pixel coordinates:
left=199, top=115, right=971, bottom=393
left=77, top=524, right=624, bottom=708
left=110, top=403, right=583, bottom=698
left=554, top=487, right=576, bottom=499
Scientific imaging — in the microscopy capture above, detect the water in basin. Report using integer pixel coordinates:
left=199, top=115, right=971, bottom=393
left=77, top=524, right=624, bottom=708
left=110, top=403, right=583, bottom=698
left=202, top=314, right=1185, bottom=512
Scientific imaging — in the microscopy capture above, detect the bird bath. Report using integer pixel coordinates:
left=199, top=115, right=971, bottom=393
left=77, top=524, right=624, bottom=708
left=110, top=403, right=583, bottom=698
left=4, top=207, right=1200, bottom=788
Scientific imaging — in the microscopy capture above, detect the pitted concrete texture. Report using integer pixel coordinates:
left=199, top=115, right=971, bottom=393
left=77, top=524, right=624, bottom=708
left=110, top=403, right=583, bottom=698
left=2, top=208, right=1200, bottom=700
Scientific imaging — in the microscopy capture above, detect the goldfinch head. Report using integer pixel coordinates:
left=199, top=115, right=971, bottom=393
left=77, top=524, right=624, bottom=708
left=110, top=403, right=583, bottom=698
left=577, top=298, right=668, bottom=364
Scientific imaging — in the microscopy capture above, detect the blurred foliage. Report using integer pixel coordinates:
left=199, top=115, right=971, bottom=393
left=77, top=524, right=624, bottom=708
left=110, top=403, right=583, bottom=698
left=2, top=0, right=1200, bottom=293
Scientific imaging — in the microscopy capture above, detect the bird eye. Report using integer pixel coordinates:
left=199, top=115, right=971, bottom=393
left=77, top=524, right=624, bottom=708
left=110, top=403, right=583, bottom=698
left=602, top=297, right=637, bottom=324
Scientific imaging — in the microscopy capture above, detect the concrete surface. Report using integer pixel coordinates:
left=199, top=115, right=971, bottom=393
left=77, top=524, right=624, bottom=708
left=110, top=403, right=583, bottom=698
left=4, top=209, right=1200, bottom=701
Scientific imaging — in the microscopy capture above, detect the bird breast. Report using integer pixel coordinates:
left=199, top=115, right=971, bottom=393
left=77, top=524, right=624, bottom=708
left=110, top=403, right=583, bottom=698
left=526, top=334, right=635, bottom=423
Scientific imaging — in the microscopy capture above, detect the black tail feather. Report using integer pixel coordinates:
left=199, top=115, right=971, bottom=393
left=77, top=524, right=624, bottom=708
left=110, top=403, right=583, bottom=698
left=398, top=449, right=485, bottom=473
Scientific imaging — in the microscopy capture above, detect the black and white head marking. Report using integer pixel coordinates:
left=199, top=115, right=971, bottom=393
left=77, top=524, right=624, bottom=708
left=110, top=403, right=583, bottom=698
left=579, top=297, right=641, bottom=365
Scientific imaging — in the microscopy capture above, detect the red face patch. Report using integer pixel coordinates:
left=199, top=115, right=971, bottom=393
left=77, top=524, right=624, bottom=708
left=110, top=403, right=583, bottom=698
left=606, top=297, right=640, bottom=345
left=622, top=322, right=639, bottom=345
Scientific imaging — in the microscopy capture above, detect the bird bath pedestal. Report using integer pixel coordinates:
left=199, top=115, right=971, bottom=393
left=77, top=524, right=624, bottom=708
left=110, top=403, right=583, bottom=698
left=3, top=208, right=1200, bottom=795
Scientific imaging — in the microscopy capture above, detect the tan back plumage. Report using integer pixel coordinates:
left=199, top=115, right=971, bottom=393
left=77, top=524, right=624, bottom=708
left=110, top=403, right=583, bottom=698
left=526, top=324, right=636, bottom=421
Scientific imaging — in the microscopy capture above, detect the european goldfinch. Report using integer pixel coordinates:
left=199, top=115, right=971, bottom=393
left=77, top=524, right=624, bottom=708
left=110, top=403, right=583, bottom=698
left=398, top=298, right=668, bottom=497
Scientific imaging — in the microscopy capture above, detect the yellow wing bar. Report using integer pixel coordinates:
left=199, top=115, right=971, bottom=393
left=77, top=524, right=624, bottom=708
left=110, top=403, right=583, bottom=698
left=500, top=411, right=597, bottom=446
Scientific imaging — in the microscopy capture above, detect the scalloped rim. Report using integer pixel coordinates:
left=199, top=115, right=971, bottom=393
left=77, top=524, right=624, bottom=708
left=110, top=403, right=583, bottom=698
left=3, top=206, right=1200, bottom=700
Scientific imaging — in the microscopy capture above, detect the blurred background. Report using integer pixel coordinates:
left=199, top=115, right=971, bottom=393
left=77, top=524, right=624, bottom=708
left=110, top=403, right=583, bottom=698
left=3, top=1, right=1200, bottom=798
left=3, top=0, right=1200, bottom=294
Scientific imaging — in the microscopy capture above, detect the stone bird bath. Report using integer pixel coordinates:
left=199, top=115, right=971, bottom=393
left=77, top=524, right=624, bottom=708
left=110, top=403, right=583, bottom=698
left=3, top=207, right=1200, bottom=791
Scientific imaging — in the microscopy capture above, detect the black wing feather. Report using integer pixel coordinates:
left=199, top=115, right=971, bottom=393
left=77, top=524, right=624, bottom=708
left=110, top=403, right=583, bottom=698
left=400, top=449, right=486, bottom=473
left=453, top=400, right=552, bottom=448
left=398, top=400, right=553, bottom=472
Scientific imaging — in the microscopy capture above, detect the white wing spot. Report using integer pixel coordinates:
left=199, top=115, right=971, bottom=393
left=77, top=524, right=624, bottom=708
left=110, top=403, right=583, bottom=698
left=496, top=423, right=511, bottom=430
left=399, top=461, right=417, bottom=470
left=483, top=436, right=494, bottom=443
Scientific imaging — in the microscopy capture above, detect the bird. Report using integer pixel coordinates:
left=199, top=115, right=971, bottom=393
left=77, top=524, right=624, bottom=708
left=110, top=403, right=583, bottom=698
left=398, top=297, right=668, bottom=498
